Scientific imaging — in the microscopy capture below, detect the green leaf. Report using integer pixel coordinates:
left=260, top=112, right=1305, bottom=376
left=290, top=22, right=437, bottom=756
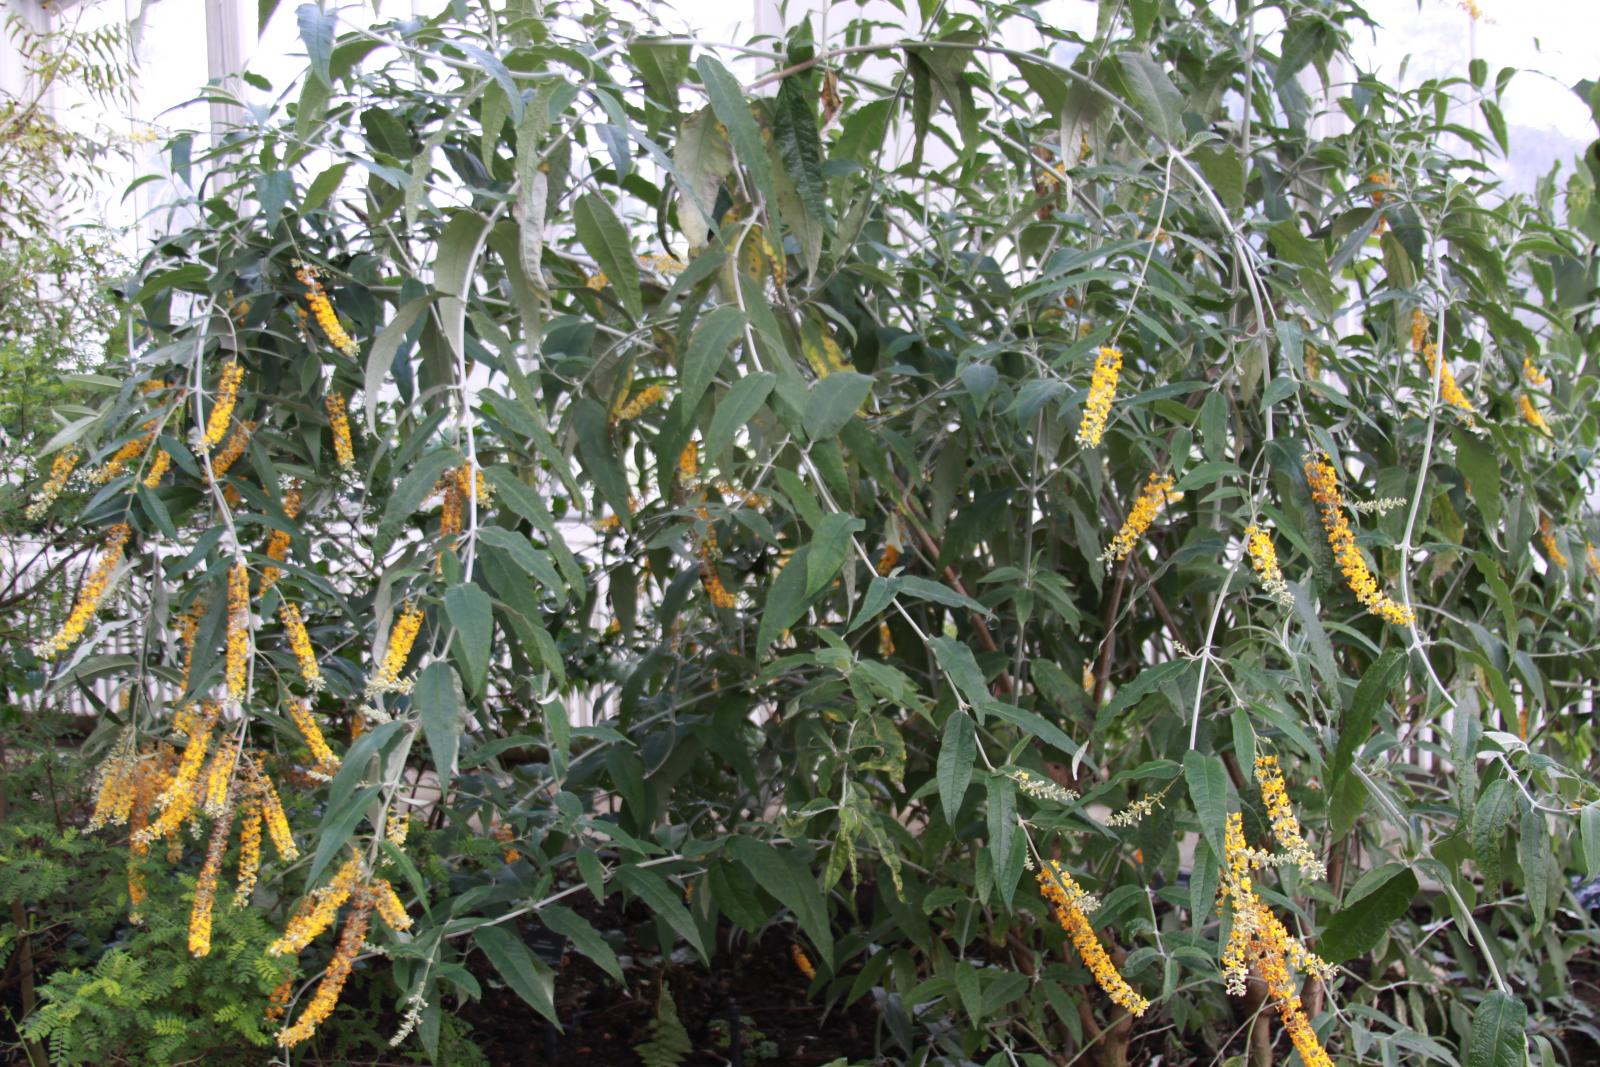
left=1518, top=806, right=1549, bottom=928
left=1472, top=778, right=1515, bottom=886
left=615, top=865, right=708, bottom=962
left=705, top=372, right=774, bottom=461
left=938, top=710, right=976, bottom=824
left=929, top=636, right=990, bottom=712
left=773, top=78, right=828, bottom=276
left=308, top=783, right=379, bottom=888
left=728, top=837, right=834, bottom=968
left=630, top=36, right=689, bottom=110
left=1457, top=430, right=1502, bottom=531
left=539, top=904, right=624, bottom=983
left=1111, top=52, right=1183, bottom=143
left=804, top=371, right=873, bottom=441
left=573, top=192, right=642, bottom=320
left=1329, top=650, right=1404, bottom=791
left=696, top=56, right=780, bottom=234
left=1318, top=866, right=1417, bottom=964
left=572, top=398, right=633, bottom=525
left=363, top=295, right=434, bottom=433
left=985, top=700, right=1083, bottom=761
left=1465, top=992, right=1527, bottom=1067
left=896, top=575, right=991, bottom=616
left=679, top=306, right=746, bottom=417
left=673, top=106, right=734, bottom=249
left=375, top=449, right=459, bottom=559
left=415, top=662, right=462, bottom=790
left=296, top=3, right=335, bottom=87
left=757, top=544, right=812, bottom=652
left=444, top=582, right=493, bottom=697
left=474, top=925, right=560, bottom=1027
left=1183, top=751, right=1229, bottom=861
left=1582, top=803, right=1600, bottom=875
left=986, top=775, right=1018, bottom=904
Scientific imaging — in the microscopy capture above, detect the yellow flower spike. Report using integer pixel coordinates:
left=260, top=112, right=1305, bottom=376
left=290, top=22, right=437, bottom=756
left=269, top=853, right=363, bottom=957
left=612, top=383, right=666, bottom=423
left=1586, top=541, right=1600, bottom=580
left=142, top=448, right=172, bottom=488
left=298, top=266, right=360, bottom=359
left=254, top=772, right=298, bottom=862
left=88, top=728, right=140, bottom=830
left=265, top=977, right=293, bottom=1023
left=1518, top=393, right=1551, bottom=437
left=877, top=621, right=895, bottom=657
left=36, top=523, right=131, bottom=659
left=261, top=481, right=302, bottom=590
left=1522, top=357, right=1547, bottom=386
left=225, top=561, right=251, bottom=701
left=1409, top=316, right=1473, bottom=420
left=1101, top=472, right=1178, bottom=566
left=188, top=790, right=234, bottom=957
left=701, top=562, right=737, bottom=609
left=138, top=705, right=216, bottom=845
left=1076, top=346, right=1122, bottom=447
left=209, top=420, right=256, bottom=480
left=202, top=737, right=239, bottom=818
left=234, top=796, right=263, bottom=905
left=1253, top=755, right=1325, bottom=880
left=386, top=810, right=411, bottom=848
left=279, top=601, right=323, bottom=691
left=26, top=448, right=81, bottom=520
left=204, top=362, right=244, bottom=448
left=791, top=944, right=817, bottom=980
left=288, top=697, right=338, bottom=771
left=1538, top=514, right=1568, bottom=570
left=325, top=391, right=356, bottom=470
left=367, top=603, right=425, bottom=697
left=1243, top=524, right=1295, bottom=608
left=1303, top=453, right=1412, bottom=627
left=876, top=544, right=900, bottom=576
left=277, top=889, right=372, bottom=1047
left=1036, top=861, right=1149, bottom=1017
left=370, top=877, right=412, bottom=932
left=678, top=440, right=698, bottom=484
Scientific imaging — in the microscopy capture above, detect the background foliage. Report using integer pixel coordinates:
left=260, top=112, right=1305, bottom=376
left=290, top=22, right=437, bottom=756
left=6, top=0, right=1600, bottom=1064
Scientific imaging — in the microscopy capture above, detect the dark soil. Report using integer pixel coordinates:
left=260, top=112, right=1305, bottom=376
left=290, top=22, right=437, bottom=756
left=456, top=894, right=881, bottom=1067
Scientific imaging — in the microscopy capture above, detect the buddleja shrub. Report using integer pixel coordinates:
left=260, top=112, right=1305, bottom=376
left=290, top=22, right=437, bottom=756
left=17, top=0, right=1600, bottom=1062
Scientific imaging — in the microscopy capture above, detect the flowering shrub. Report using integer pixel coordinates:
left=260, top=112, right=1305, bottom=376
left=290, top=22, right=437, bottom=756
left=10, top=0, right=1600, bottom=1063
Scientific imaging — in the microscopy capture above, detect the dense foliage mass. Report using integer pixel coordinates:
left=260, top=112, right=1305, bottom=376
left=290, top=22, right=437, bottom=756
left=7, top=0, right=1600, bottom=1064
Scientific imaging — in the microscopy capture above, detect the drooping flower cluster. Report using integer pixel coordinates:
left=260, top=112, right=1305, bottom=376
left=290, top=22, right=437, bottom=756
left=1253, top=755, right=1326, bottom=879
left=204, top=361, right=244, bottom=448
left=299, top=266, right=360, bottom=358
left=1538, top=514, right=1568, bottom=570
left=36, top=523, right=132, bottom=658
left=791, top=944, right=817, bottom=980
left=1368, top=170, right=1390, bottom=233
left=1411, top=311, right=1475, bottom=421
left=1303, top=453, right=1412, bottom=627
left=234, top=794, right=264, bottom=905
left=26, top=448, right=80, bottom=520
left=209, top=420, right=256, bottom=480
left=1244, top=524, right=1295, bottom=607
left=1011, top=769, right=1079, bottom=805
left=88, top=727, right=140, bottom=830
left=272, top=855, right=412, bottom=1047
left=1036, top=860, right=1149, bottom=1017
left=1587, top=541, right=1600, bottom=580
left=1218, top=808, right=1335, bottom=1067
left=367, top=603, right=425, bottom=697
left=1522, top=357, right=1547, bottom=386
left=1101, top=473, right=1178, bottom=565
left=435, top=462, right=493, bottom=546
left=288, top=698, right=339, bottom=774
left=225, top=560, right=251, bottom=700
left=325, top=391, right=356, bottom=470
left=1518, top=393, right=1551, bottom=436
left=1076, top=345, right=1122, bottom=447
left=1105, top=791, right=1163, bottom=828
left=611, top=383, right=666, bottom=423
left=189, top=786, right=235, bottom=956
left=261, top=480, right=302, bottom=590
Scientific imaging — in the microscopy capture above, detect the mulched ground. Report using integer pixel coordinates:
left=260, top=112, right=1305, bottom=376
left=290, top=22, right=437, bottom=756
left=456, top=895, right=880, bottom=1067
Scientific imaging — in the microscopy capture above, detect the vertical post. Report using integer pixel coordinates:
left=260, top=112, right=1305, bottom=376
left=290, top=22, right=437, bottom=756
left=204, top=0, right=245, bottom=134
